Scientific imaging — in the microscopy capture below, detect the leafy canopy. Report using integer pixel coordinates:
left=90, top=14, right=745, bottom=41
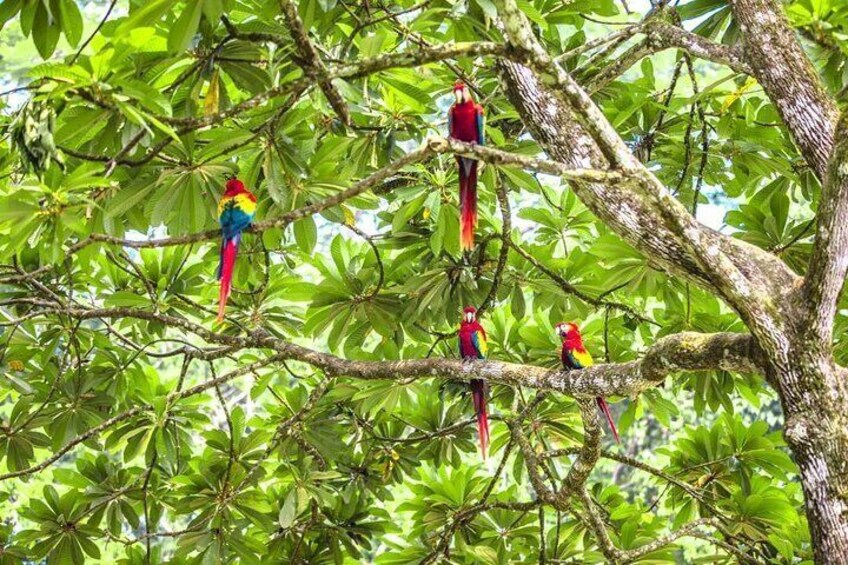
left=0, top=0, right=844, bottom=563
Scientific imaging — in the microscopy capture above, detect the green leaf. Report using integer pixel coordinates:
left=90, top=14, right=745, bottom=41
left=105, top=291, right=152, bottom=308
left=32, top=1, right=60, bottom=59
left=57, top=0, right=82, bottom=46
left=263, top=146, right=291, bottom=209
left=278, top=489, right=298, bottom=529
left=293, top=217, right=317, bottom=254
left=0, top=0, right=23, bottom=29
left=167, top=0, right=204, bottom=53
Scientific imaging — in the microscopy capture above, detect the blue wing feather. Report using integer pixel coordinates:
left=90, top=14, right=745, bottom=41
left=475, top=106, right=485, bottom=145
left=220, top=207, right=253, bottom=240
left=565, top=350, right=586, bottom=370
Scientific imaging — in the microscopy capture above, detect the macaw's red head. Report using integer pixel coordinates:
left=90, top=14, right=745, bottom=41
left=555, top=321, right=581, bottom=341
left=463, top=305, right=477, bottom=324
left=224, top=177, right=247, bottom=196
left=453, top=80, right=471, bottom=104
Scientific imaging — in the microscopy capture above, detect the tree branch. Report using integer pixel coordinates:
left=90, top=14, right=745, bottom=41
left=802, top=112, right=848, bottom=346
left=493, top=0, right=799, bottom=342
left=9, top=303, right=767, bottom=396
left=278, top=0, right=351, bottom=125
left=1, top=138, right=620, bottom=284
left=731, top=0, right=837, bottom=180
left=646, top=21, right=751, bottom=75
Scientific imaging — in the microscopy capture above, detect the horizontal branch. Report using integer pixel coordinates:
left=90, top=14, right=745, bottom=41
left=12, top=305, right=766, bottom=397
left=152, top=42, right=507, bottom=129
left=59, top=41, right=507, bottom=169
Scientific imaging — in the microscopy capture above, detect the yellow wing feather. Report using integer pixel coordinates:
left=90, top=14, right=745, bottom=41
left=475, top=330, right=487, bottom=357
left=572, top=347, right=593, bottom=368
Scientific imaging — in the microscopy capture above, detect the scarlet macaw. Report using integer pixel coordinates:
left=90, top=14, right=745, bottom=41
left=216, top=177, right=257, bottom=322
left=459, top=306, right=489, bottom=458
left=448, top=81, right=485, bottom=252
left=556, top=322, right=620, bottom=443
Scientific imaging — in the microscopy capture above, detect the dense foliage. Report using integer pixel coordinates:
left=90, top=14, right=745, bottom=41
left=1, top=0, right=847, bottom=563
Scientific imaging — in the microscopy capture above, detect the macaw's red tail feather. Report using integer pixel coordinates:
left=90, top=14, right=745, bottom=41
left=471, top=379, right=489, bottom=459
left=217, top=236, right=240, bottom=322
left=596, top=397, right=620, bottom=444
left=458, top=158, right=478, bottom=252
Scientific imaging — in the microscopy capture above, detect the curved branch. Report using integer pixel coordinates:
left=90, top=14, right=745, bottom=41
left=7, top=303, right=766, bottom=396
left=343, top=223, right=385, bottom=300
left=279, top=0, right=351, bottom=125
left=646, top=21, right=751, bottom=75
left=618, top=517, right=719, bottom=563
left=731, top=0, right=837, bottom=180
left=578, top=487, right=620, bottom=560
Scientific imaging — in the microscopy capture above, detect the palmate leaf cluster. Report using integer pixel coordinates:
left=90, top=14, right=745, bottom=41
left=0, top=0, right=844, bottom=563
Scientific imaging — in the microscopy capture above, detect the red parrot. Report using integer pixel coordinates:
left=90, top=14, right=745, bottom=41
left=556, top=322, right=620, bottom=444
left=448, top=81, right=485, bottom=252
left=458, top=306, right=489, bottom=459
left=216, top=177, right=257, bottom=322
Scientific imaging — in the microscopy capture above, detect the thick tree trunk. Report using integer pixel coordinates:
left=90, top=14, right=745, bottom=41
left=789, top=426, right=848, bottom=563
left=778, top=360, right=848, bottom=563
left=736, top=294, right=848, bottom=563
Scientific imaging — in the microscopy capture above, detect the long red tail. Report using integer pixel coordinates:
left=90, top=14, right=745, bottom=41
left=217, top=235, right=240, bottom=322
left=596, top=397, right=620, bottom=444
left=471, top=379, right=489, bottom=459
left=458, top=158, right=478, bottom=252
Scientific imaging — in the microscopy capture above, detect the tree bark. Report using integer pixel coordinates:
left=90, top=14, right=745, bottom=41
left=731, top=0, right=838, bottom=180
left=729, top=4, right=848, bottom=559
left=775, top=353, right=848, bottom=564
left=803, top=113, right=848, bottom=345
left=494, top=1, right=848, bottom=559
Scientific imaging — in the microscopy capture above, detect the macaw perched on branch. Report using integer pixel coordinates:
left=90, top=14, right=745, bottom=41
left=459, top=306, right=489, bottom=459
left=556, top=322, right=620, bottom=444
left=448, top=81, right=485, bottom=252
left=217, top=177, right=257, bottom=322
